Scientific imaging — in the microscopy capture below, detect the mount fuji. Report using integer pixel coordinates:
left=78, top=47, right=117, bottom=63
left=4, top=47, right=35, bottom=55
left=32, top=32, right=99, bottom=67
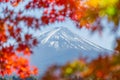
left=31, top=27, right=112, bottom=75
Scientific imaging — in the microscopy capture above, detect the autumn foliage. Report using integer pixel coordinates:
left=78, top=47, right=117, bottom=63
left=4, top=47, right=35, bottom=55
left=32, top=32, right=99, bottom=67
left=0, top=0, right=120, bottom=79
left=41, top=51, right=120, bottom=80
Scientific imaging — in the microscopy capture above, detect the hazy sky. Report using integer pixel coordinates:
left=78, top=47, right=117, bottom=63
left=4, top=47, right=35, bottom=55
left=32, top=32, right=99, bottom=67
left=38, top=18, right=116, bottom=50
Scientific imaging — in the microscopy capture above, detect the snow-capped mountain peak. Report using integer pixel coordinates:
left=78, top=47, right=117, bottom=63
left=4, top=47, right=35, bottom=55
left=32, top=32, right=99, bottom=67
left=38, top=27, right=108, bottom=51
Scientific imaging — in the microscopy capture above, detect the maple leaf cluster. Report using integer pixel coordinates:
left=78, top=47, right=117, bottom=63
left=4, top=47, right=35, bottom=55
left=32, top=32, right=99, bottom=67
left=0, top=0, right=39, bottom=78
left=0, top=22, right=38, bottom=78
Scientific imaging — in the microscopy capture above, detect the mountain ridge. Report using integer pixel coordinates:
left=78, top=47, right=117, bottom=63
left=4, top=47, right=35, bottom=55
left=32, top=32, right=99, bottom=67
left=37, top=27, right=111, bottom=52
left=31, top=27, right=112, bottom=75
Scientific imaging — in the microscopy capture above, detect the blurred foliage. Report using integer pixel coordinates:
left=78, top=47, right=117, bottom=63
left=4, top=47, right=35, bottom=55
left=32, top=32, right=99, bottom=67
left=42, top=52, right=120, bottom=80
left=0, top=76, right=37, bottom=80
left=78, top=0, right=120, bottom=32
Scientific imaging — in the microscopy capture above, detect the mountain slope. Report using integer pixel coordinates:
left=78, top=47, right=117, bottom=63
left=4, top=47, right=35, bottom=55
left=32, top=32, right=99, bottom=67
left=31, top=27, right=112, bottom=75
left=38, top=27, right=110, bottom=51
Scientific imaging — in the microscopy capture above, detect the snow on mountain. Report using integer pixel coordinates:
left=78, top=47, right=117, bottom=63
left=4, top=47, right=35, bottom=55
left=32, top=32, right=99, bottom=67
left=30, top=27, right=112, bottom=76
left=37, top=27, right=110, bottom=51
